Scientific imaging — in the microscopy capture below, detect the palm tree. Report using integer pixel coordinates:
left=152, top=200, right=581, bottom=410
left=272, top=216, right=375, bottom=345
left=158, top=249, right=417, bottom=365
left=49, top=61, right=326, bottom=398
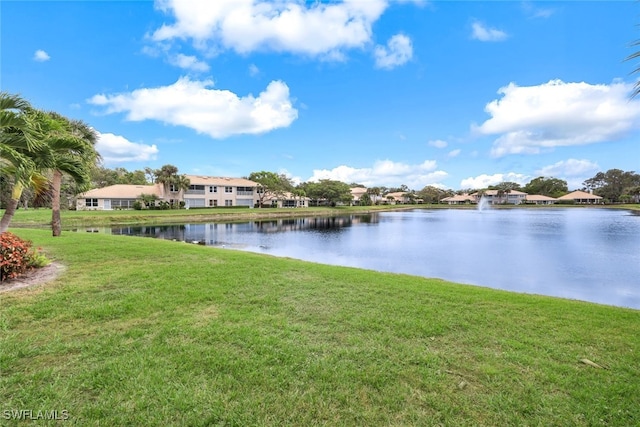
left=0, top=93, right=46, bottom=233
left=29, top=110, right=99, bottom=236
left=172, top=174, right=191, bottom=208
left=154, top=164, right=179, bottom=203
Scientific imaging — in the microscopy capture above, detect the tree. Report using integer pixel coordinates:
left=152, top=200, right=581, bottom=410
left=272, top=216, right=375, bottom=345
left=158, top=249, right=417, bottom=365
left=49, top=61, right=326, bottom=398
left=28, top=110, right=99, bottom=236
left=153, top=164, right=190, bottom=208
left=248, top=171, right=293, bottom=208
left=300, top=179, right=352, bottom=206
left=583, top=169, right=640, bottom=203
left=523, top=176, right=568, bottom=198
left=367, top=187, right=382, bottom=205
left=0, top=93, right=47, bottom=233
left=417, top=186, right=452, bottom=204
left=359, top=193, right=373, bottom=206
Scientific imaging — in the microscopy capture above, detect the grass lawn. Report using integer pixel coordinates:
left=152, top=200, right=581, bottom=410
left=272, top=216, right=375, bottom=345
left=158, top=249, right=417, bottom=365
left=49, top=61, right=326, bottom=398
left=4, top=205, right=421, bottom=229
left=1, top=229, right=639, bottom=426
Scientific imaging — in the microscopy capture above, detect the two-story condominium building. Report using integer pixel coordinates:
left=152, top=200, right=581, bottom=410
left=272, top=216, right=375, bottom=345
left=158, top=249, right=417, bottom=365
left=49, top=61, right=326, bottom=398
left=77, top=175, right=260, bottom=210
left=472, top=189, right=528, bottom=205
left=182, top=175, right=258, bottom=208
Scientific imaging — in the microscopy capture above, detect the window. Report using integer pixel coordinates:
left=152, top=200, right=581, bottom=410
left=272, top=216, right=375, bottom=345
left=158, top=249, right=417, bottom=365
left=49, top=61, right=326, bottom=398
left=236, top=186, right=254, bottom=195
left=85, top=198, right=98, bottom=207
left=225, top=186, right=233, bottom=193
left=169, top=184, right=178, bottom=192
left=111, top=199, right=136, bottom=209
left=225, top=200, right=233, bottom=206
left=209, top=186, right=217, bottom=193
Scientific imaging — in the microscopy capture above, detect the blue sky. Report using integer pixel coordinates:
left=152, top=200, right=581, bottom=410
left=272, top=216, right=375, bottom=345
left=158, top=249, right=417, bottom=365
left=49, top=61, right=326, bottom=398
left=2, top=0, right=639, bottom=190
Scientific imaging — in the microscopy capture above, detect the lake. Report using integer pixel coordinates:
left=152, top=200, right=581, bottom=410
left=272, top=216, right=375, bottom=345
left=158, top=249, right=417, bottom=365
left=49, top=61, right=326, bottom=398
left=106, top=208, right=640, bottom=309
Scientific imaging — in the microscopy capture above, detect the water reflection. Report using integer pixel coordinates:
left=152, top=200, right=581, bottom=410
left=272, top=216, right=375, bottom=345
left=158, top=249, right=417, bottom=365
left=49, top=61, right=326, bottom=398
left=96, top=209, right=640, bottom=309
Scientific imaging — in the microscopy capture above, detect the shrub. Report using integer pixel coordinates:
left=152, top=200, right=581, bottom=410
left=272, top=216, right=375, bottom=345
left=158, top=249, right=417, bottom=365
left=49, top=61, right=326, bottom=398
left=0, top=232, right=49, bottom=282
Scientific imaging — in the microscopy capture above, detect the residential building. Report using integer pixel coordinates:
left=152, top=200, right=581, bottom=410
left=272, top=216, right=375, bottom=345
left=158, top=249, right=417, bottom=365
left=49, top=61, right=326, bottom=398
left=263, top=192, right=310, bottom=208
left=471, top=189, right=527, bottom=205
left=557, top=190, right=603, bottom=204
left=77, top=184, right=163, bottom=210
left=441, top=193, right=477, bottom=205
left=76, top=175, right=261, bottom=210
left=182, top=175, right=258, bottom=208
left=524, top=195, right=557, bottom=205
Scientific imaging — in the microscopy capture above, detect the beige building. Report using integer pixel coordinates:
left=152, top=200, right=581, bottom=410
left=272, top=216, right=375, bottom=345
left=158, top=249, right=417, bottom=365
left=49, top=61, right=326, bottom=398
left=77, top=175, right=261, bottom=210
left=441, top=194, right=477, bottom=205
left=182, top=175, right=258, bottom=208
left=524, top=194, right=557, bottom=205
left=77, top=184, right=163, bottom=210
left=263, top=192, right=311, bottom=208
left=471, top=189, right=528, bottom=205
left=557, top=190, right=603, bottom=204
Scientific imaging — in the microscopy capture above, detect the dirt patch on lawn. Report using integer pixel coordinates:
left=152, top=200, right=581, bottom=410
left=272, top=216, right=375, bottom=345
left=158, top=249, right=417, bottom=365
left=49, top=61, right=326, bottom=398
left=0, top=262, right=66, bottom=293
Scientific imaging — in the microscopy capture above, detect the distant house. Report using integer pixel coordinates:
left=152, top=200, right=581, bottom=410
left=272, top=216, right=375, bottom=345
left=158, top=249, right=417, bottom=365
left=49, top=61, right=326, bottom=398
left=350, top=187, right=368, bottom=205
left=471, top=189, right=527, bottom=205
left=350, top=187, right=383, bottom=205
left=77, top=184, right=163, bottom=210
left=385, top=192, right=410, bottom=204
left=557, top=190, right=603, bottom=204
left=524, top=194, right=557, bottom=205
left=263, top=192, right=310, bottom=208
left=441, top=193, right=477, bottom=205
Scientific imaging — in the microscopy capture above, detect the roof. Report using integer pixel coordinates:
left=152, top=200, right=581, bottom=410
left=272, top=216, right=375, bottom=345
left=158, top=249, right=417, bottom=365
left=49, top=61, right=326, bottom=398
left=185, top=175, right=258, bottom=187
left=525, top=194, right=557, bottom=201
left=442, top=194, right=477, bottom=202
left=79, top=184, right=163, bottom=199
left=350, top=187, right=368, bottom=196
left=473, top=189, right=527, bottom=196
left=557, top=190, right=603, bottom=200
left=386, top=192, right=407, bottom=199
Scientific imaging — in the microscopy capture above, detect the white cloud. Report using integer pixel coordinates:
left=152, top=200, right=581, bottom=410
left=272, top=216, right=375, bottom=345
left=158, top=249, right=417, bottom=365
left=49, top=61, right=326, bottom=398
left=536, top=159, right=599, bottom=177
left=33, top=49, right=50, bottom=62
left=151, top=0, right=387, bottom=59
left=89, top=76, right=298, bottom=138
left=428, top=139, right=447, bottom=148
left=471, top=21, right=508, bottom=42
left=448, top=149, right=461, bottom=158
left=475, top=79, right=640, bottom=157
left=249, top=63, right=260, bottom=76
left=521, top=1, right=554, bottom=19
left=308, top=159, right=447, bottom=189
left=535, top=159, right=600, bottom=189
left=460, top=172, right=529, bottom=189
left=96, top=132, right=159, bottom=163
left=169, top=53, right=210, bottom=72
left=374, top=34, right=413, bottom=69
left=278, top=168, right=302, bottom=186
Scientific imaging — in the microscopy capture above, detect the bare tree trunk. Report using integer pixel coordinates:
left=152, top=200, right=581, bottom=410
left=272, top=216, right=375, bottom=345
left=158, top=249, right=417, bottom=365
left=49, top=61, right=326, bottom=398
left=51, top=170, right=62, bottom=236
left=0, top=183, right=23, bottom=233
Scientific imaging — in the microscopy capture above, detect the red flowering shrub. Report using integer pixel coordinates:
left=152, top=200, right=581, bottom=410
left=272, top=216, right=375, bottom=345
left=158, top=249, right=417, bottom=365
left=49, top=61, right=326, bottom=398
left=0, top=232, right=35, bottom=282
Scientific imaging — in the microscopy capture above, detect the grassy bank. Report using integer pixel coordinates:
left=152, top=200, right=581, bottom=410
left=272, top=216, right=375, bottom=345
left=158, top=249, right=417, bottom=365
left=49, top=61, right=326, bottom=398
left=5, top=205, right=420, bottom=229
left=5, top=203, right=638, bottom=229
left=1, top=230, right=639, bottom=426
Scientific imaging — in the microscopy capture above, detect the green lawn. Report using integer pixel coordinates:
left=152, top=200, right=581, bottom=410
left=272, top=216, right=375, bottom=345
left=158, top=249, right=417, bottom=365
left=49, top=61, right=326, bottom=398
left=5, top=205, right=420, bottom=229
left=1, top=229, right=639, bottom=426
